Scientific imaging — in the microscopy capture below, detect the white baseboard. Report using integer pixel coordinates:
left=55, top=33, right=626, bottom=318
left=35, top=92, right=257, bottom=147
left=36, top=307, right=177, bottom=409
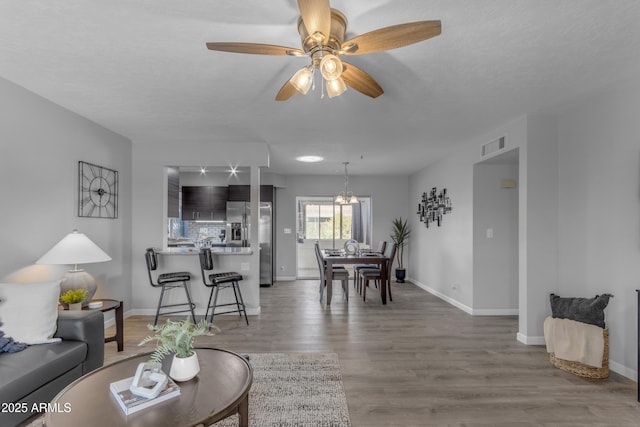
left=412, top=278, right=518, bottom=316
left=516, top=332, right=545, bottom=345
left=472, top=308, right=519, bottom=316
left=102, top=308, right=135, bottom=330
left=275, top=276, right=296, bottom=282
left=410, top=278, right=473, bottom=314
left=609, top=360, right=637, bottom=381
left=514, top=334, right=637, bottom=380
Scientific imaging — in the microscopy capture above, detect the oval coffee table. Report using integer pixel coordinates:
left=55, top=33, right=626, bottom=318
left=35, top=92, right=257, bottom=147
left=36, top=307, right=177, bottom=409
left=45, top=347, right=252, bottom=427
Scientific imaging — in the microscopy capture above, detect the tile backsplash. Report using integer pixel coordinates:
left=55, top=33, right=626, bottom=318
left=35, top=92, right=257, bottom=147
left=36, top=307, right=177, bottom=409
left=186, top=222, right=226, bottom=243
left=168, top=219, right=226, bottom=243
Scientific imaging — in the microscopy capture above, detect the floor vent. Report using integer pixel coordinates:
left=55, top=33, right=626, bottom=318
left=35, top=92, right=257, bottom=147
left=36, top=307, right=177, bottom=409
left=481, top=136, right=506, bottom=157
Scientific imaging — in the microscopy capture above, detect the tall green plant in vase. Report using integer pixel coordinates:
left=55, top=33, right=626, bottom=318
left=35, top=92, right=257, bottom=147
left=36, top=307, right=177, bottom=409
left=390, top=217, right=411, bottom=283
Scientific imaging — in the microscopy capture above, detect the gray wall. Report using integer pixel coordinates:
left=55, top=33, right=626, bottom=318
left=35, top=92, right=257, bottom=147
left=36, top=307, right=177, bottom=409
left=130, top=142, right=269, bottom=313
left=274, top=174, right=410, bottom=280
left=0, top=76, right=133, bottom=311
left=555, top=76, right=640, bottom=378
left=408, top=75, right=640, bottom=378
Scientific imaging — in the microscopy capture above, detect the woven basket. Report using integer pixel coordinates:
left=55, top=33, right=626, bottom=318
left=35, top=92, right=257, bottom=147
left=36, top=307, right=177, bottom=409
left=549, top=328, right=609, bottom=379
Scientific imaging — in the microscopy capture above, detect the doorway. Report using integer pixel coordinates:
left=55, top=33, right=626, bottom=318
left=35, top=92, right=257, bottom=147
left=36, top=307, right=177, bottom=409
left=472, top=148, right=519, bottom=314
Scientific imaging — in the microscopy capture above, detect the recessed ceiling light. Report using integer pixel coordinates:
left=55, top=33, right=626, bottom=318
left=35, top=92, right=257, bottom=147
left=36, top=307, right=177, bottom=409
left=296, top=155, right=324, bottom=163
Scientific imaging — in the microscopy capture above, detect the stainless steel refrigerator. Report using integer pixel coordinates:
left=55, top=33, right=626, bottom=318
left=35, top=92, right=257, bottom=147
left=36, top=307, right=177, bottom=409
left=226, top=201, right=273, bottom=286
left=226, top=201, right=250, bottom=247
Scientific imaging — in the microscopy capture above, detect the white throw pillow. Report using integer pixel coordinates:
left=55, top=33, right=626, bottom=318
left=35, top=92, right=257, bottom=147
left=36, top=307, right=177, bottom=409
left=0, top=280, right=62, bottom=345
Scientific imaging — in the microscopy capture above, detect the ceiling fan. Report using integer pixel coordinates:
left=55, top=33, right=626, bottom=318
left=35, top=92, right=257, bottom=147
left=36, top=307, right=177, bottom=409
left=206, top=0, right=441, bottom=100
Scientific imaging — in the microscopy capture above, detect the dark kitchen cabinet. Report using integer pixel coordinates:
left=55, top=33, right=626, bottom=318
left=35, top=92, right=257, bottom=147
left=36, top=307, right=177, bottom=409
left=182, top=186, right=228, bottom=221
left=210, top=186, right=228, bottom=219
left=227, top=185, right=250, bottom=202
left=228, top=185, right=274, bottom=203
left=260, top=185, right=274, bottom=203
left=167, top=167, right=180, bottom=218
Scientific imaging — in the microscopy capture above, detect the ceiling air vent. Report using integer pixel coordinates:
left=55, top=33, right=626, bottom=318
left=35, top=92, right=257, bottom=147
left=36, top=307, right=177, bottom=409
left=481, top=136, right=506, bottom=157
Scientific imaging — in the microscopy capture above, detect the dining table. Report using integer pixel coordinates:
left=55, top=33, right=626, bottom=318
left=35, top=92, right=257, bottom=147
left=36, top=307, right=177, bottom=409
left=321, top=249, right=390, bottom=305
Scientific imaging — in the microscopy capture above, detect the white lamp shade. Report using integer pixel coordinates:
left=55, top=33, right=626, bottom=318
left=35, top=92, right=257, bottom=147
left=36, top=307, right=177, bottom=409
left=290, top=66, right=313, bottom=95
left=320, top=54, right=343, bottom=81
left=326, top=77, right=347, bottom=98
left=36, top=230, right=111, bottom=266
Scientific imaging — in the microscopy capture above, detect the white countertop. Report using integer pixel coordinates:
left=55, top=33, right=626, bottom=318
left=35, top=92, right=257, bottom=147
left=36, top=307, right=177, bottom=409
left=158, top=247, right=253, bottom=255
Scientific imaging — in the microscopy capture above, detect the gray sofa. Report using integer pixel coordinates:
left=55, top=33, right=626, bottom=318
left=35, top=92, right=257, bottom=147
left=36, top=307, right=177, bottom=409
left=0, top=310, right=104, bottom=426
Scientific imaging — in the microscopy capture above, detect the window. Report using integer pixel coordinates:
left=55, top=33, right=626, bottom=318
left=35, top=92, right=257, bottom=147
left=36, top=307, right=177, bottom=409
left=297, top=197, right=371, bottom=246
left=296, top=196, right=372, bottom=278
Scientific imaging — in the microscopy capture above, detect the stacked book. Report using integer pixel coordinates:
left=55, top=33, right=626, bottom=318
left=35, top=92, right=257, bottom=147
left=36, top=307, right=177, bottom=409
left=110, top=376, right=180, bottom=415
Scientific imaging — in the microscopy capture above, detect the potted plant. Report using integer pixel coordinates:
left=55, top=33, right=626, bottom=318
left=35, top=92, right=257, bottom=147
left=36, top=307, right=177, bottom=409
left=60, top=289, right=89, bottom=310
left=390, top=217, right=411, bottom=283
left=139, top=318, right=212, bottom=382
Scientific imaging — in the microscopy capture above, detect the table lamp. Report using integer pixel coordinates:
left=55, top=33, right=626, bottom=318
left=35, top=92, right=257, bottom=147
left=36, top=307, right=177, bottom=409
left=36, top=229, right=111, bottom=307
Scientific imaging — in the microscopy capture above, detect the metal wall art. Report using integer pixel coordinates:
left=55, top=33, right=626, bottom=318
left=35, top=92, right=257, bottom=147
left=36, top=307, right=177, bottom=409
left=417, top=187, right=452, bottom=227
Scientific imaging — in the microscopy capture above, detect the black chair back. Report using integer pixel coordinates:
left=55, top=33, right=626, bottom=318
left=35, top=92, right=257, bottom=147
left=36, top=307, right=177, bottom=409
left=199, top=248, right=215, bottom=286
left=145, top=248, right=158, bottom=271
left=200, top=248, right=214, bottom=271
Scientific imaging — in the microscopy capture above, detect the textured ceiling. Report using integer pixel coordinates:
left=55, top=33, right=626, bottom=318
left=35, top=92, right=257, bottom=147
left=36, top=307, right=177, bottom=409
left=1, top=0, right=640, bottom=175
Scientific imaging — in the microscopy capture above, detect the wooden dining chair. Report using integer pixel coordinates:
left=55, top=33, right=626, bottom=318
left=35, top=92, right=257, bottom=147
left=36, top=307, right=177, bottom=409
left=358, top=242, right=396, bottom=302
left=353, top=240, right=387, bottom=293
left=314, top=241, right=349, bottom=302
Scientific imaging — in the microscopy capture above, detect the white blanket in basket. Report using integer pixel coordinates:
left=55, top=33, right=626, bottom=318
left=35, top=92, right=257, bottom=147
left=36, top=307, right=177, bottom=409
left=543, top=316, right=604, bottom=368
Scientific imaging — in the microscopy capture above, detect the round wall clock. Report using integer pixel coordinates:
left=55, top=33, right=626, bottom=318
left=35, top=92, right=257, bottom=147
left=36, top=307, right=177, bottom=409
left=78, top=161, right=118, bottom=218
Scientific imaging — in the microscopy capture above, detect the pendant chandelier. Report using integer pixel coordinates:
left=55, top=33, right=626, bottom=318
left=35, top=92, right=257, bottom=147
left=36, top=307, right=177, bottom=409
left=335, top=162, right=358, bottom=205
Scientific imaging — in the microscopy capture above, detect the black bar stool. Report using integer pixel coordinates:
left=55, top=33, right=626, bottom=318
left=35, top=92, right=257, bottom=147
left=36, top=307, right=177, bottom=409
left=144, top=248, right=196, bottom=326
left=199, top=248, right=249, bottom=327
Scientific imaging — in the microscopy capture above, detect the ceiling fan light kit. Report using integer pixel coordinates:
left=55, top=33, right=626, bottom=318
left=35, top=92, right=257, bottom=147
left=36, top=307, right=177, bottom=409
left=206, top=0, right=441, bottom=101
left=319, top=54, right=343, bottom=81
left=326, top=77, right=347, bottom=98
left=290, top=66, right=314, bottom=95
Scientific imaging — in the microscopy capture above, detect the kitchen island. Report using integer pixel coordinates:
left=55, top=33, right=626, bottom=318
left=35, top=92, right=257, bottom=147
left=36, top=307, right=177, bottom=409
left=158, top=247, right=253, bottom=255
left=151, top=246, right=259, bottom=318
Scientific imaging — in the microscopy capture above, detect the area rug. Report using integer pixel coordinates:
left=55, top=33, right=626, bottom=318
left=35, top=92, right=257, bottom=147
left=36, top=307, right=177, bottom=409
left=23, top=352, right=351, bottom=427
left=212, top=352, right=351, bottom=427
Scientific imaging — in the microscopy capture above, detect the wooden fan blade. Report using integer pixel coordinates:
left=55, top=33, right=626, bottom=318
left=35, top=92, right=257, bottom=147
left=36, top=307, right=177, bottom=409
left=275, top=80, right=299, bottom=101
left=341, top=62, right=384, bottom=98
left=206, top=42, right=304, bottom=57
left=297, top=0, right=331, bottom=42
left=341, top=21, right=441, bottom=55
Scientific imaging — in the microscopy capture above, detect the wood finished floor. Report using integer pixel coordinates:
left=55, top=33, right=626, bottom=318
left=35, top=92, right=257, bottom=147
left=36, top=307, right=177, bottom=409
left=106, top=280, right=640, bottom=426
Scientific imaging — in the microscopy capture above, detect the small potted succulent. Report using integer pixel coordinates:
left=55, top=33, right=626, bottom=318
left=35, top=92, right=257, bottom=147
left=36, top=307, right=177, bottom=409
left=139, top=318, right=212, bottom=382
left=60, top=289, right=89, bottom=310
